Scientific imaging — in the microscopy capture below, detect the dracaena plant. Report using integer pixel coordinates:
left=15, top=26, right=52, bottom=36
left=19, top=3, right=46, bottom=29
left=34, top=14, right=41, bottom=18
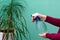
left=0, top=0, right=30, bottom=40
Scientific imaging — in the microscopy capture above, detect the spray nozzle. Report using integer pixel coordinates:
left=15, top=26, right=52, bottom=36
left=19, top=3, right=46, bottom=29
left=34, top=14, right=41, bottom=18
left=35, top=16, right=41, bottom=21
left=31, top=14, right=41, bottom=22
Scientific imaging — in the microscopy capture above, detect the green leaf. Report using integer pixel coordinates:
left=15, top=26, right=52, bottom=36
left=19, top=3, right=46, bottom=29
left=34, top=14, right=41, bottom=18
left=0, top=0, right=30, bottom=40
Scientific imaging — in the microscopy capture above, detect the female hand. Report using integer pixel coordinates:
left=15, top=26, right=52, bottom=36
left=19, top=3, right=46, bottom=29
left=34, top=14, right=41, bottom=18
left=38, top=31, right=48, bottom=38
left=32, top=13, right=47, bottom=22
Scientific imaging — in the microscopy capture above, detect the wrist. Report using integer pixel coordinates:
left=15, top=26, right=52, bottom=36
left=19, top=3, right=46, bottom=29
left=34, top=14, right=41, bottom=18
left=44, top=15, right=47, bottom=21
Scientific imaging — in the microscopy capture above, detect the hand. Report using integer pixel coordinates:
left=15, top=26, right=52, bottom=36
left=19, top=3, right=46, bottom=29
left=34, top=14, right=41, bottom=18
left=32, top=13, right=47, bottom=22
left=38, top=31, right=48, bottom=38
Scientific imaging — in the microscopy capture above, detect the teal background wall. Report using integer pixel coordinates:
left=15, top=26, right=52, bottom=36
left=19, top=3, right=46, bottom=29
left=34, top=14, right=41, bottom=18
left=0, top=0, right=60, bottom=40
left=25, top=0, right=60, bottom=40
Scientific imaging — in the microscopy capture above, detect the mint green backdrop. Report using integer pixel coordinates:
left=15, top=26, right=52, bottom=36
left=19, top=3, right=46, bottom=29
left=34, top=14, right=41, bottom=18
left=0, top=0, right=60, bottom=40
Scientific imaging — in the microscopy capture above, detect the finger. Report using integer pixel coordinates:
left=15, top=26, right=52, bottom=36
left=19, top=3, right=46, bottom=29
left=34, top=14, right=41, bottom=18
left=32, top=15, right=36, bottom=22
left=38, top=34, right=42, bottom=36
left=32, top=17, right=35, bottom=22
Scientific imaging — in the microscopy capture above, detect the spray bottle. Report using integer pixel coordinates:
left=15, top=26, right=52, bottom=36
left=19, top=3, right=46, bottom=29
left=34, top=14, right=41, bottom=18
left=32, top=16, right=48, bottom=34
